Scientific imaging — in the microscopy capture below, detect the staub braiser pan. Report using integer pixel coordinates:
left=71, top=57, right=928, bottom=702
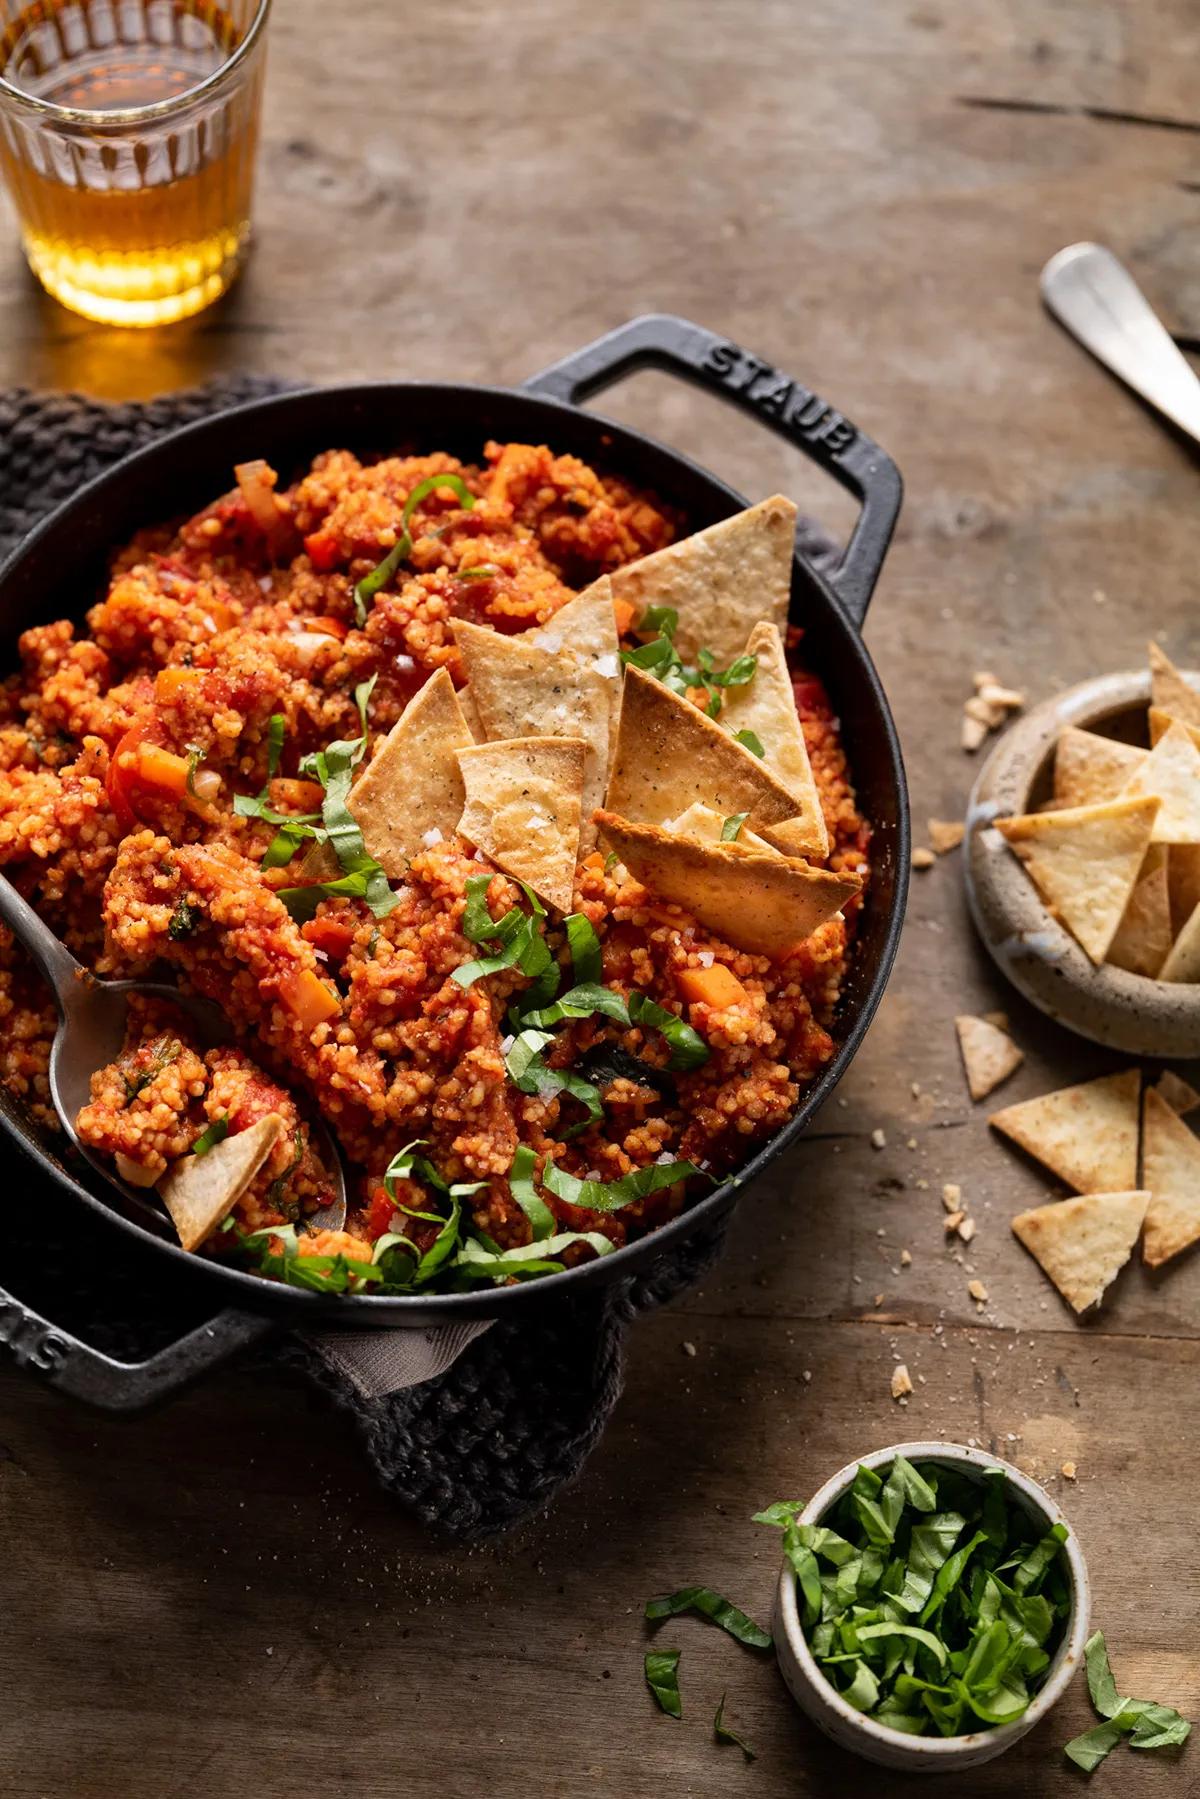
left=0, top=314, right=908, bottom=1409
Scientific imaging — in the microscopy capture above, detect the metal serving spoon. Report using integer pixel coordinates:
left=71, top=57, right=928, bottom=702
left=0, top=873, right=347, bottom=1236
left=1041, top=241, right=1200, bottom=445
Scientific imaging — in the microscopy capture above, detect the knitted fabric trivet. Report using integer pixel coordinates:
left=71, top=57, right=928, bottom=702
left=0, top=378, right=734, bottom=1540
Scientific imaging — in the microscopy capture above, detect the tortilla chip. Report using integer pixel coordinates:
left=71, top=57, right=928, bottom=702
left=989, top=1070, right=1141, bottom=1193
left=1053, top=727, right=1147, bottom=808
left=1012, top=1190, right=1148, bottom=1312
left=1107, top=847, right=1172, bottom=977
left=1159, top=899, right=1200, bottom=982
left=608, top=495, right=796, bottom=665
left=1141, top=1087, right=1200, bottom=1266
left=452, top=620, right=609, bottom=848
left=457, top=736, right=585, bottom=912
left=1155, top=1069, right=1200, bottom=1116
left=595, top=809, right=860, bottom=957
left=1149, top=641, right=1200, bottom=727
left=664, top=800, right=774, bottom=852
left=994, top=796, right=1160, bottom=963
left=1167, top=844, right=1200, bottom=936
left=954, top=1014, right=1023, bottom=1101
left=347, top=668, right=473, bottom=879
left=1148, top=706, right=1200, bottom=753
left=457, top=685, right=484, bottom=742
left=718, top=622, right=828, bottom=857
left=606, top=665, right=801, bottom=832
left=159, top=1113, right=284, bottom=1253
left=1117, top=719, right=1200, bottom=844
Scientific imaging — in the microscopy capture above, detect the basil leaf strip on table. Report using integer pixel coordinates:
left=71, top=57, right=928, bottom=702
left=645, top=1586, right=772, bottom=1650
left=1064, top=1631, right=1191, bottom=1771
left=353, top=473, right=475, bottom=625
left=713, top=1694, right=755, bottom=1759
left=645, top=1650, right=682, bottom=1719
left=758, top=1456, right=1075, bottom=1738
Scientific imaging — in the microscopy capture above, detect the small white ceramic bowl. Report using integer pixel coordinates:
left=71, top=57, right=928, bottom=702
left=773, top=1441, right=1090, bottom=1773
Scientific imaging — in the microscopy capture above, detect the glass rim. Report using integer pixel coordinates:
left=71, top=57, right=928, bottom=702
left=0, top=0, right=271, bottom=126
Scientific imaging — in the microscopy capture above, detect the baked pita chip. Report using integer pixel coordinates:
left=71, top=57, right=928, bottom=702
left=1141, top=1086, right=1200, bottom=1266
left=1159, top=899, right=1200, bottom=983
left=1053, top=726, right=1147, bottom=808
left=989, top=1069, right=1141, bottom=1193
left=664, top=800, right=774, bottom=852
left=718, top=622, right=828, bottom=857
left=1149, top=641, right=1200, bottom=728
left=1167, top=844, right=1200, bottom=936
left=529, top=576, right=623, bottom=744
left=1148, top=706, right=1200, bottom=751
left=1155, top=1069, right=1200, bottom=1116
left=452, top=620, right=609, bottom=848
left=606, top=665, right=801, bottom=831
left=1012, top=1190, right=1148, bottom=1312
left=347, top=668, right=473, bottom=879
left=457, top=736, right=585, bottom=913
left=1107, top=846, right=1172, bottom=977
left=1118, top=719, right=1200, bottom=844
left=159, top=1113, right=284, bottom=1253
left=955, top=1014, right=1023, bottom=1102
left=994, top=796, right=1160, bottom=963
left=595, top=809, right=859, bottom=957
left=457, top=685, right=484, bottom=742
left=608, top=495, right=796, bottom=666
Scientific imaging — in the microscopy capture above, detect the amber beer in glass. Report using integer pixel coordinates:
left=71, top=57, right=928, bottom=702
left=0, top=0, right=269, bottom=325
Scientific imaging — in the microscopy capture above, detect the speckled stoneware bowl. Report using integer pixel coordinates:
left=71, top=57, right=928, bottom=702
left=965, top=670, right=1200, bottom=1057
left=772, top=1441, right=1090, bottom=1774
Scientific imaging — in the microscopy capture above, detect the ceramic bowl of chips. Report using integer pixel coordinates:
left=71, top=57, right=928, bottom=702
left=965, top=649, right=1200, bottom=1057
left=772, top=1441, right=1091, bottom=1772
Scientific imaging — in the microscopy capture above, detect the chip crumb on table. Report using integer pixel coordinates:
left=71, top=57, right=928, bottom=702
left=890, top=1362, right=914, bottom=1399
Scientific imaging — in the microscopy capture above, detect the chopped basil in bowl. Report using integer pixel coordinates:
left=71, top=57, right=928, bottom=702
left=770, top=1441, right=1090, bottom=1772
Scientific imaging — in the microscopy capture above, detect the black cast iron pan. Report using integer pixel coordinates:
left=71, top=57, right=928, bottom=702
left=0, top=314, right=908, bottom=1408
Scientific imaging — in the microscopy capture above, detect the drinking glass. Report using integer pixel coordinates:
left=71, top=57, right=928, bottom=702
left=0, top=0, right=270, bottom=326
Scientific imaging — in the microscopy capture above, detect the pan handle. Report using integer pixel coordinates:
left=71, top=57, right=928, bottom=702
left=0, top=1282, right=271, bottom=1412
left=523, top=314, right=902, bottom=629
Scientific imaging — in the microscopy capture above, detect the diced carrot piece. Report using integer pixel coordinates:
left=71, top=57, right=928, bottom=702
left=685, top=685, right=709, bottom=711
left=304, top=529, right=340, bottom=572
left=582, top=851, right=605, bottom=870
left=135, top=742, right=192, bottom=796
left=677, top=964, right=749, bottom=1009
left=612, top=597, right=637, bottom=637
left=300, top=614, right=348, bottom=640
left=270, top=777, right=325, bottom=811
left=206, top=599, right=236, bottom=631
left=155, top=666, right=203, bottom=704
left=278, top=966, right=340, bottom=1029
left=301, top=917, right=356, bottom=961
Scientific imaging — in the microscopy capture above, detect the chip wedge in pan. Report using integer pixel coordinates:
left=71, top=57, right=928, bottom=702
left=595, top=809, right=860, bottom=957
left=994, top=794, right=1160, bottom=964
left=717, top=620, right=829, bottom=858
left=606, top=664, right=807, bottom=835
left=608, top=494, right=796, bottom=666
left=527, top=575, right=623, bottom=739
left=159, top=1113, right=284, bottom=1253
left=457, top=736, right=586, bottom=913
left=342, top=667, right=474, bottom=879
left=452, top=619, right=611, bottom=848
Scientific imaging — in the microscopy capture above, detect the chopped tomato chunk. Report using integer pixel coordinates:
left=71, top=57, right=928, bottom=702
left=303, top=529, right=340, bottom=571
left=301, top=917, right=356, bottom=962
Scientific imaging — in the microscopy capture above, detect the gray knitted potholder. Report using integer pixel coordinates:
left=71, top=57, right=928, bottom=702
left=0, top=379, right=731, bottom=1540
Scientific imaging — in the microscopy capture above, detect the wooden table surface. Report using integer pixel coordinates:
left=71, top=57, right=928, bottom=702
left=3, top=2, right=1200, bottom=1794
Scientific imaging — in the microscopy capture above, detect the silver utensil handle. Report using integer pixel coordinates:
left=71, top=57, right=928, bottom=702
left=0, top=871, right=83, bottom=1010
left=1040, top=242, right=1200, bottom=445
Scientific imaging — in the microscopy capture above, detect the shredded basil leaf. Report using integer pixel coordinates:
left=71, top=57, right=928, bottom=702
left=1064, top=1632, right=1192, bottom=1769
left=713, top=1694, right=755, bottom=1759
left=266, top=713, right=285, bottom=781
left=508, top=1143, right=556, bottom=1240
left=627, top=992, right=709, bottom=1071
left=645, top=1586, right=772, bottom=1650
left=734, top=728, right=765, bottom=758
left=191, top=1115, right=229, bottom=1156
left=279, top=676, right=398, bottom=921
left=541, top=1155, right=701, bottom=1215
left=454, top=876, right=550, bottom=990
left=353, top=474, right=475, bottom=625
left=645, top=1650, right=682, bottom=1719
left=453, top=1230, right=614, bottom=1280
left=184, top=744, right=206, bottom=798
left=167, top=894, right=201, bottom=940
left=517, top=981, right=708, bottom=1071
left=505, top=1033, right=604, bottom=1138
left=565, top=913, right=602, bottom=985
left=721, top=812, right=748, bottom=842
left=621, top=609, right=757, bottom=717
left=236, top=1223, right=381, bottom=1293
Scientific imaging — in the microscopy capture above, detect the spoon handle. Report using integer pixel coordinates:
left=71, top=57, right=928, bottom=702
left=1041, top=242, right=1200, bottom=445
left=0, top=872, right=85, bottom=1011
